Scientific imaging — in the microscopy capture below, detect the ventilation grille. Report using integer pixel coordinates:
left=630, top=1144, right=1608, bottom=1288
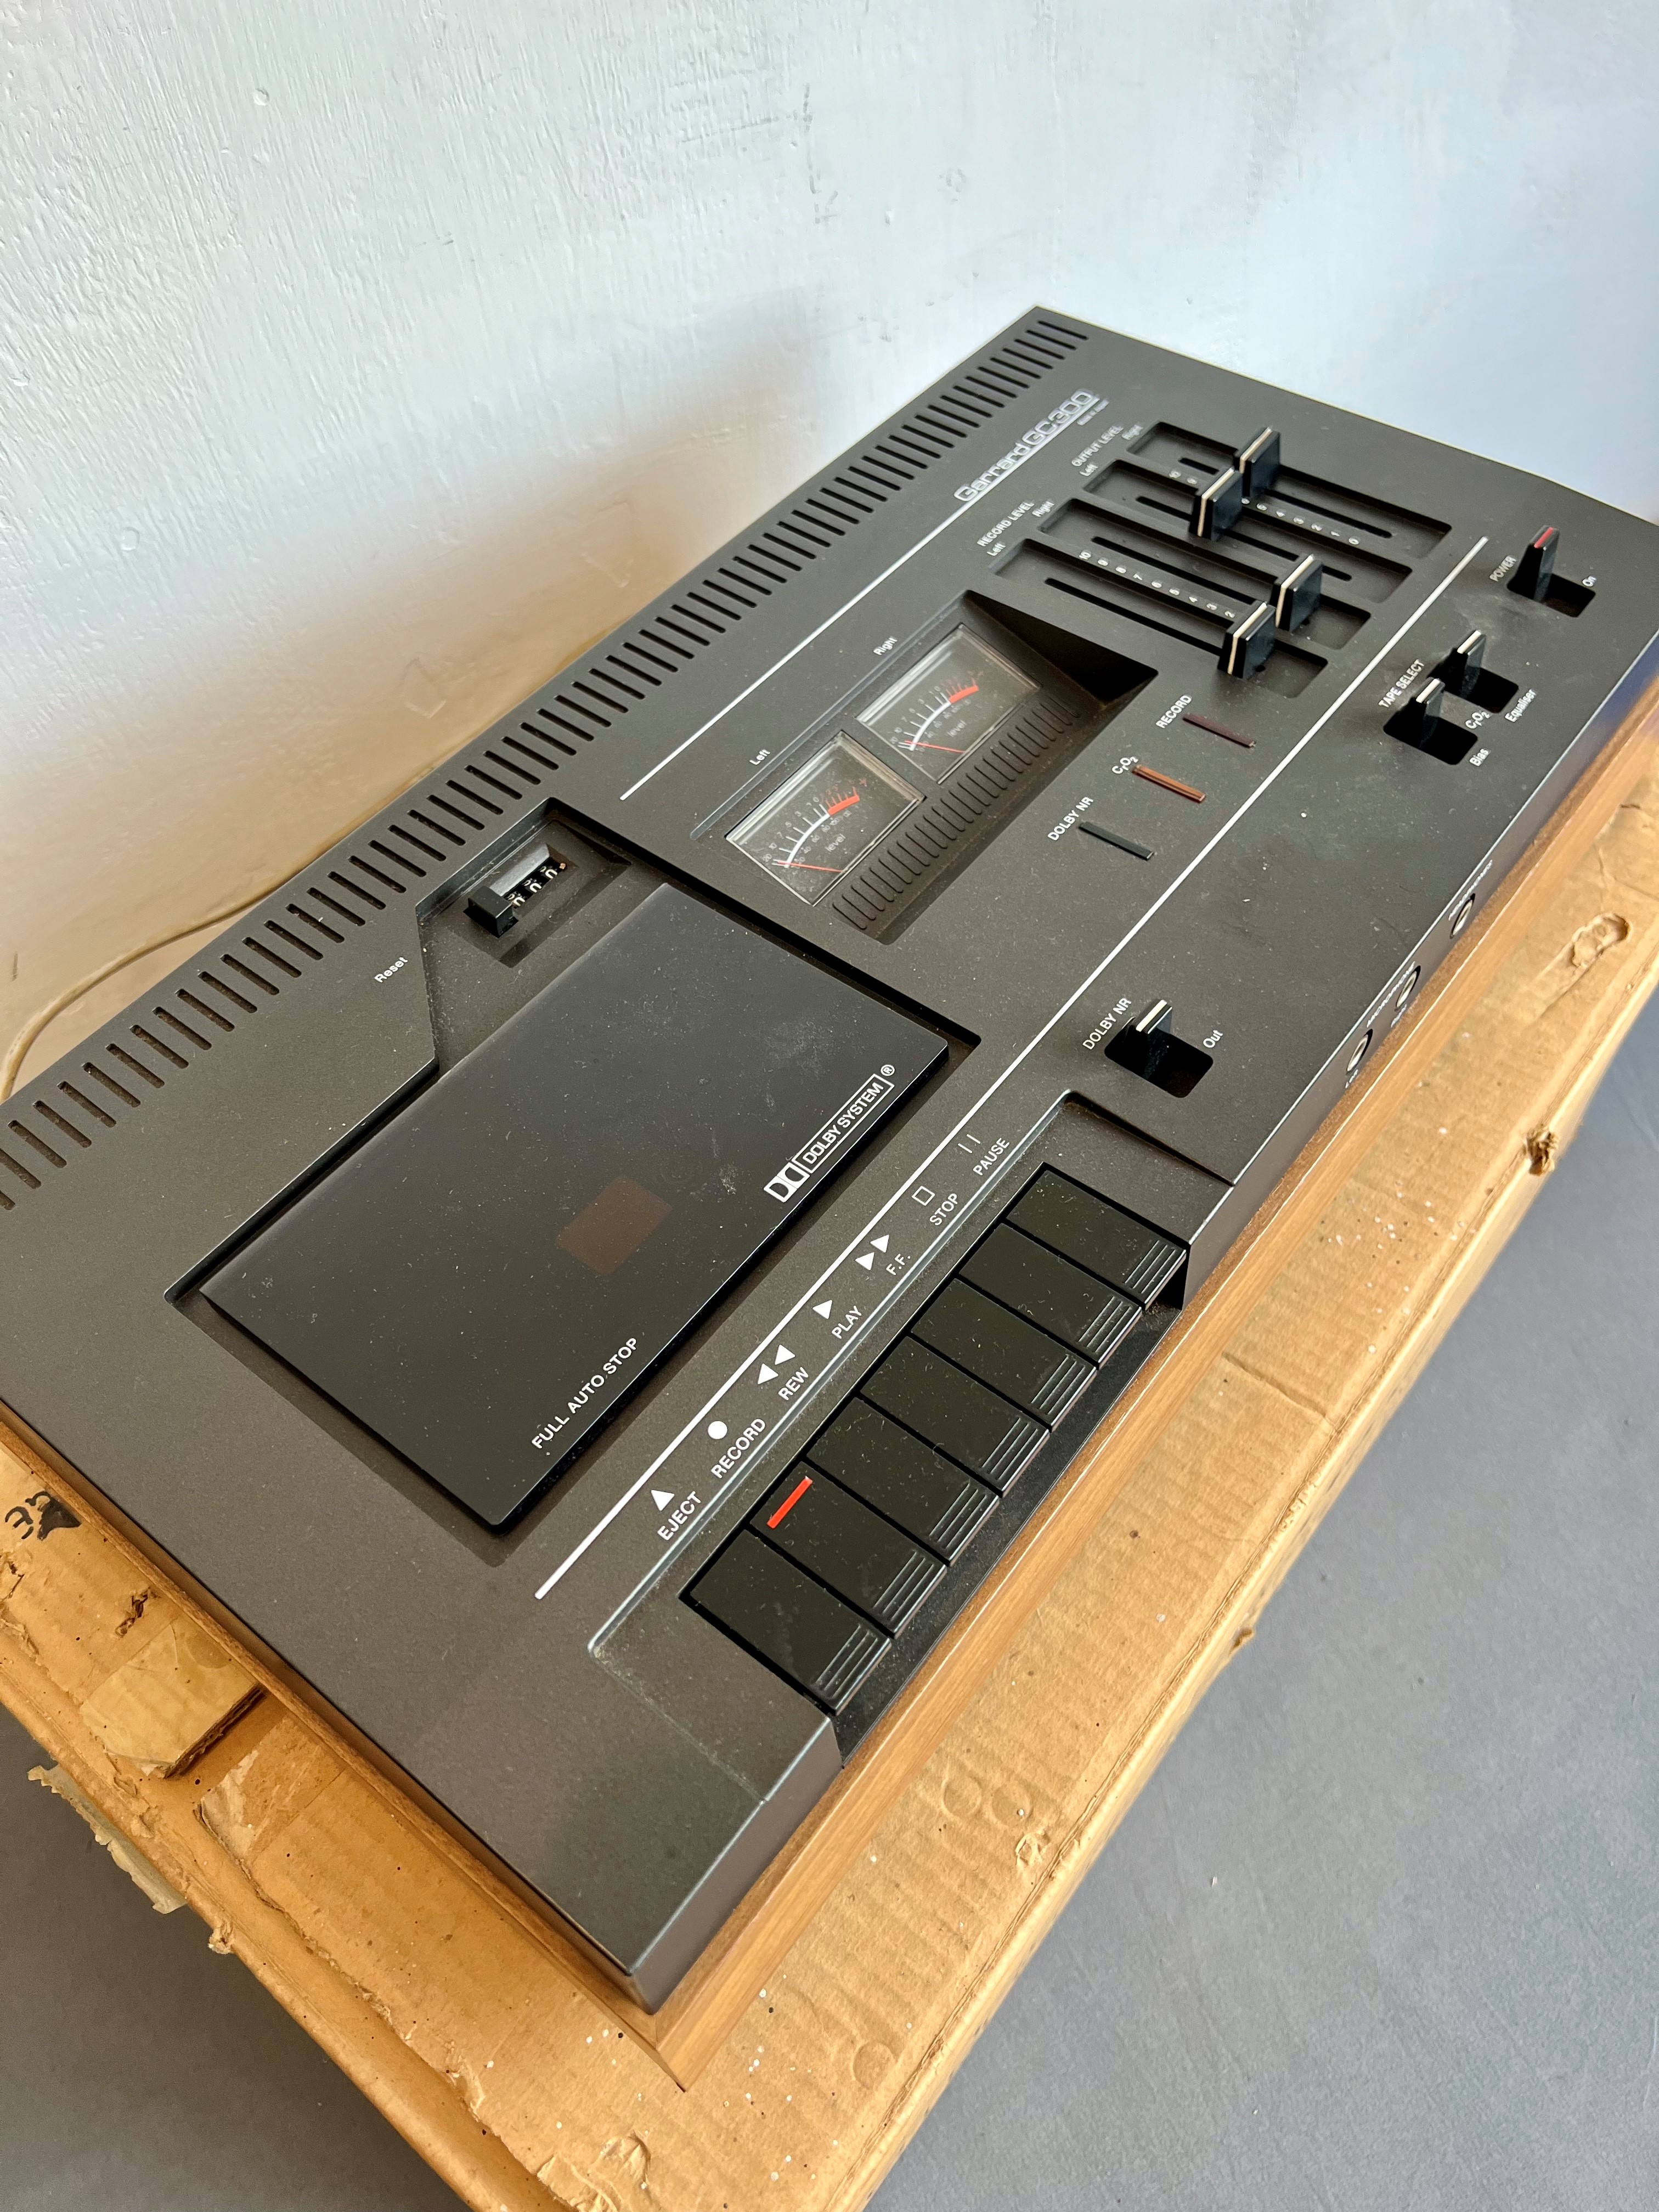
left=0, top=919, right=330, bottom=1210
left=830, top=695, right=1079, bottom=936
left=0, top=748, right=568, bottom=1214
left=526, top=317, right=1090, bottom=750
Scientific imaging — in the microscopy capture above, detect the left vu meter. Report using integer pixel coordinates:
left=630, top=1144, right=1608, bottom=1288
left=729, top=735, right=919, bottom=901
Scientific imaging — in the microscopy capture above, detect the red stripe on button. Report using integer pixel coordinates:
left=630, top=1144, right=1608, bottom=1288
left=767, top=1473, right=814, bottom=1528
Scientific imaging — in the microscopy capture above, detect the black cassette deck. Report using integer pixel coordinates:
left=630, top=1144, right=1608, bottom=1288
left=3, top=312, right=1656, bottom=2009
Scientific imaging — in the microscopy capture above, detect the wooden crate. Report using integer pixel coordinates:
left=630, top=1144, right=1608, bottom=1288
left=4, top=709, right=1658, bottom=2210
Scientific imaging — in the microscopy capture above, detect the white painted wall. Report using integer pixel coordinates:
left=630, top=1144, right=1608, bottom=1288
left=5, top=0, right=1658, bottom=1076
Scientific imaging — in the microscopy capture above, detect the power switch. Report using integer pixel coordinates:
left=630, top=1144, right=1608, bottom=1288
left=1511, top=526, right=1558, bottom=602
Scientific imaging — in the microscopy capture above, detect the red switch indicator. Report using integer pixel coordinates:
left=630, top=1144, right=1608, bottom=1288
left=766, top=1472, right=814, bottom=1528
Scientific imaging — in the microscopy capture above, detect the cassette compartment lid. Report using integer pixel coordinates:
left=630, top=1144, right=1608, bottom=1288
left=204, top=887, right=945, bottom=1527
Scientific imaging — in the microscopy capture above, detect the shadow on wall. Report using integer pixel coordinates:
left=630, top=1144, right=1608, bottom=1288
left=5, top=317, right=816, bottom=1080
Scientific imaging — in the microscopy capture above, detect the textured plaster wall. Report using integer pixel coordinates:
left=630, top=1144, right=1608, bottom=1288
left=4, top=0, right=1658, bottom=1073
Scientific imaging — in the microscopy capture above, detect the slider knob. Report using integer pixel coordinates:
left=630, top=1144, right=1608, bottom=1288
left=1192, top=465, right=1244, bottom=540
left=1511, top=526, right=1558, bottom=602
left=1273, top=553, right=1322, bottom=631
left=1221, top=601, right=1276, bottom=679
left=1235, top=425, right=1281, bottom=499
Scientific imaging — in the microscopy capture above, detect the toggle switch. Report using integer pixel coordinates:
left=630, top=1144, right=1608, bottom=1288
left=1508, top=526, right=1594, bottom=615
left=1392, top=676, right=1447, bottom=749
left=1192, top=465, right=1244, bottom=540
left=1221, top=601, right=1276, bottom=679
left=1510, top=526, right=1559, bottom=602
left=1273, top=552, right=1322, bottom=631
left=1102, top=999, right=1214, bottom=1097
left=1235, top=425, right=1281, bottom=499
left=1429, top=627, right=1519, bottom=713
left=1440, top=629, right=1486, bottom=698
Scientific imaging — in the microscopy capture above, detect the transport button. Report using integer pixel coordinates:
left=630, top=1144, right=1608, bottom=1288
left=959, top=1223, right=1142, bottom=1363
left=861, top=1339, right=1046, bottom=1492
left=911, top=1279, right=1094, bottom=1424
left=689, top=1531, right=888, bottom=1713
left=752, top=1468, right=943, bottom=1633
left=1008, top=1170, right=1184, bottom=1306
left=803, top=1400, right=997, bottom=1560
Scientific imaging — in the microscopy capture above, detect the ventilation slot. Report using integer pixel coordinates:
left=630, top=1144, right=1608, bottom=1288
left=283, top=904, right=342, bottom=947
left=196, top=970, right=255, bottom=1015
left=366, top=839, right=425, bottom=882
left=507, top=731, right=567, bottom=773
left=59, top=1082, right=116, bottom=1130
left=33, top=1101, right=89, bottom=1150
left=221, top=955, right=275, bottom=1000
left=425, top=794, right=483, bottom=834
left=0, top=1144, right=41, bottom=1196
left=8, top=1119, right=65, bottom=1170
left=324, top=870, right=383, bottom=914
left=305, top=888, right=362, bottom=929
left=387, top=823, right=444, bottom=865
left=407, top=807, right=464, bottom=849
left=153, top=1008, right=211, bottom=1052
left=111, top=1040, right=167, bottom=1085
left=244, top=934, right=301, bottom=979
left=178, top=988, right=234, bottom=1032
left=462, top=763, right=521, bottom=803
left=132, top=1023, right=187, bottom=1069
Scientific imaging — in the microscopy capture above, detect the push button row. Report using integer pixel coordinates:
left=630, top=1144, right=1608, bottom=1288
left=687, top=1171, right=1186, bottom=1713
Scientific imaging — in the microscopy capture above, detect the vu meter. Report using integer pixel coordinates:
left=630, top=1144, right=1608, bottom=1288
left=859, top=627, right=1035, bottom=778
left=730, top=736, right=919, bottom=901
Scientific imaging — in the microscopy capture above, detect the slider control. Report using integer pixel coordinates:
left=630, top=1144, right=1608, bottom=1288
left=1221, top=600, right=1276, bottom=679
left=1192, top=465, right=1244, bottom=540
left=1235, top=425, right=1281, bottom=499
left=1441, top=629, right=1486, bottom=698
left=1273, top=552, right=1322, bottom=631
left=1511, top=526, right=1558, bottom=602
